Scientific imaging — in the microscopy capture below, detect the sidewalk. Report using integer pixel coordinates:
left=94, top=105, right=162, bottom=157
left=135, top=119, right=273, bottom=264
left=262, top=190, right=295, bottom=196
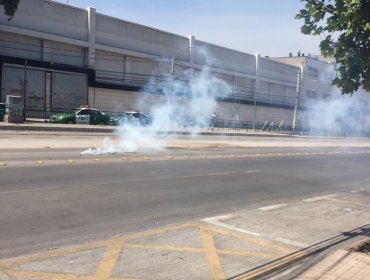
left=0, top=121, right=289, bottom=137
left=291, top=245, right=370, bottom=280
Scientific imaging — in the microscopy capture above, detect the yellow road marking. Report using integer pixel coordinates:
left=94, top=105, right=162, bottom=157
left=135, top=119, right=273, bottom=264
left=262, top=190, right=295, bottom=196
left=94, top=158, right=103, bottom=162
left=36, top=160, right=44, bottom=165
left=210, top=226, right=294, bottom=253
left=0, top=240, right=108, bottom=270
left=200, top=225, right=226, bottom=280
left=0, top=162, right=7, bottom=167
left=237, top=251, right=309, bottom=280
left=0, top=223, right=295, bottom=280
left=218, top=249, right=280, bottom=258
left=126, top=243, right=204, bottom=253
left=2, top=270, right=90, bottom=280
left=95, top=240, right=126, bottom=280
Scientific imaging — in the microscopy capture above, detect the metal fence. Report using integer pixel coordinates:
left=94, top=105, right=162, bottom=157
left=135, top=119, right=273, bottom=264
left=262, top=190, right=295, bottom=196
left=10, top=106, right=294, bottom=134
left=4, top=106, right=367, bottom=137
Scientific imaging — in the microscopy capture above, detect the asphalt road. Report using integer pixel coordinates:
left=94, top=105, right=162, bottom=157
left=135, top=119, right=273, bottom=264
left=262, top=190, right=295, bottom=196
left=1, top=138, right=370, bottom=261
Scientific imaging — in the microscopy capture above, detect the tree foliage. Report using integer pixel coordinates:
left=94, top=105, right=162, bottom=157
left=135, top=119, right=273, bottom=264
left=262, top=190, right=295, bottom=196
left=296, top=0, right=370, bottom=94
left=0, top=0, right=20, bottom=20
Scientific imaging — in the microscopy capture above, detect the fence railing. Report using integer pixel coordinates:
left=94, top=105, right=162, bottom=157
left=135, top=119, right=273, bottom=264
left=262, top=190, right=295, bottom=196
left=8, top=106, right=294, bottom=134
left=4, top=106, right=368, bottom=137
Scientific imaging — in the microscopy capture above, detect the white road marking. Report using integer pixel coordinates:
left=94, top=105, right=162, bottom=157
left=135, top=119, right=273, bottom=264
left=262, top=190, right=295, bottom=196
left=1, top=186, right=59, bottom=195
left=324, top=163, right=354, bottom=167
left=327, top=197, right=370, bottom=208
left=274, top=237, right=308, bottom=248
left=259, top=203, right=288, bottom=211
left=208, top=170, right=261, bottom=176
left=201, top=214, right=261, bottom=237
left=303, top=194, right=337, bottom=202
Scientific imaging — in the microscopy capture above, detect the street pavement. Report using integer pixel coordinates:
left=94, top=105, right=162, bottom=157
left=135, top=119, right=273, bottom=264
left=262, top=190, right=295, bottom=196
left=0, top=125, right=370, bottom=279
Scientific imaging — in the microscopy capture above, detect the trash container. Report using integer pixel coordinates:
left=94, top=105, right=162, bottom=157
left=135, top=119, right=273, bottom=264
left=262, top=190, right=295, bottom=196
left=0, top=103, right=5, bottom=122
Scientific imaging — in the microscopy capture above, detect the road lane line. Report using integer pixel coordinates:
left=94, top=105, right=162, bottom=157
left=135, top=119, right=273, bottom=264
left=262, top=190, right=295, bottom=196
left=95, top=239, right=126, bottom=279
left=244, top=170, right=262, bottom=173
left=259, top=204, right=288, bottom=211
left=218, top=249, right=280, bottom=258
left=1, top=187, right=60, bottom=195
left=126, top=243, right=204, bottom=253
left=199, top=225, right=226, bottom=280
left=210, top=226, right=294, bottom=253
left=303, top=194, right=337, bottom=202
left=202, top=215, right=261, bottom=237
left=324, top=163, right=354, bottom=167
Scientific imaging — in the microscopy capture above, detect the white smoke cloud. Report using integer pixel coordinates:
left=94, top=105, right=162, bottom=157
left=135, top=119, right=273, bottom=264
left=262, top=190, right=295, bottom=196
left=81, top=52, right=233, bottom=155
left=305, top=93, right=367, bottom=137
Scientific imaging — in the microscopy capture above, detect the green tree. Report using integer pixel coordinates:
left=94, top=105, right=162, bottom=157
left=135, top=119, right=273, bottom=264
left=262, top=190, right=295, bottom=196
left=296, top=0, right=370, bottom=94
left=0, top=0, right=20, bottom=20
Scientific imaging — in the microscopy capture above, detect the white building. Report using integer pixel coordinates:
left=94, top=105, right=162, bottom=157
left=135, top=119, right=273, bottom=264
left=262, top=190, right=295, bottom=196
left=0, top=0, right=368, bottom=135
left=273, top=56, right=370, bottom=136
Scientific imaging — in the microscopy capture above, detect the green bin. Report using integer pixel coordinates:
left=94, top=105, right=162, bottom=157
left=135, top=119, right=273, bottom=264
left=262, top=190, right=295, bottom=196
left=0, top=103, right=5, bottom=122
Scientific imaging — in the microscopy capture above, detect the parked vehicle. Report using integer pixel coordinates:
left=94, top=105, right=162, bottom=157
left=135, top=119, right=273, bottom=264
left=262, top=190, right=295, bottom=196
left=50, top=107, right=110, bottom=125
left=110, top=111, right=152, bottom=126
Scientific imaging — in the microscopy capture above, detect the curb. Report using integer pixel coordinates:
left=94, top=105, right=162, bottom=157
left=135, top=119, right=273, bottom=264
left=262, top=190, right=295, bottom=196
left=234, top=235, right=370, bottom=280
left=0, top=123, right=294, bottom=138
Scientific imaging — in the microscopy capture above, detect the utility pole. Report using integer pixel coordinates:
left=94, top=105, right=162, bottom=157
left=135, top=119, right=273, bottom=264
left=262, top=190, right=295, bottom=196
left=292, top=68, right=301, bottom=134
left=253, top=53, right=260, bottom=131
left=169, top=57, right=174, bottom=105
left=23, top=59, right=28, bottom=121
left=238, top=97, right=241, bottom=131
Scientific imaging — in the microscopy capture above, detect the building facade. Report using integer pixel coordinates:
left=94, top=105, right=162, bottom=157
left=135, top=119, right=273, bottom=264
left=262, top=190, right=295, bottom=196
left=273, top=56, right=370, bottom=136
left=0, top=0, right=368, bottom=134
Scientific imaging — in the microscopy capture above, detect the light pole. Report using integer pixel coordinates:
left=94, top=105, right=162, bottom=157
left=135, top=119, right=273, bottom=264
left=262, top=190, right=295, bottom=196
left=292, top=67, right=302, bottom=134
left=169, top=57, right=174, bottom=105
left=253, top=53, right=260, bottom=131
left=23, top=59, right=28, bottom=121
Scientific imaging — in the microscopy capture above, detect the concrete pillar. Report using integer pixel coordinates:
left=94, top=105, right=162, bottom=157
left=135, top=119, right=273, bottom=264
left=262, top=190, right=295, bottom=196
left=188, top=35, right=195, bottom=72
left=292, top=66, right=303, bottom=133
left=253, top=53, right=260, bottom=130
left=87, top=6, right=96, bottom=68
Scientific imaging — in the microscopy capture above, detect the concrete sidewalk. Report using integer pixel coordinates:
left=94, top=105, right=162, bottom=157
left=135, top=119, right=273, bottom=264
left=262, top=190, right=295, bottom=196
left=292, top=247, right=370, bottom=280
left=0, top=121, right=289, bottom=137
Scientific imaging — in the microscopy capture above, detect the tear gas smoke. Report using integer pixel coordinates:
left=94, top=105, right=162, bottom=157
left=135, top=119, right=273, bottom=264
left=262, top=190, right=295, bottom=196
left=81, top=56, right=232, bottom=155
left=305, top=93, right=368, bottom=137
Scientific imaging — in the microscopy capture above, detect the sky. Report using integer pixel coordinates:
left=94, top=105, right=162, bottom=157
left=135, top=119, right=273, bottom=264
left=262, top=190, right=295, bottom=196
left=53, top=0, right=322, bottom=58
